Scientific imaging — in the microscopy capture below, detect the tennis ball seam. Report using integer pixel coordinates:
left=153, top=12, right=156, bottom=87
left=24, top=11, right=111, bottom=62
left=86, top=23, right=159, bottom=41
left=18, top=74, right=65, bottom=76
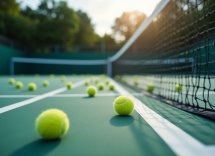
left=61, top=118, right=66, bottom=135
left=115, top=96, right=128, bottom=105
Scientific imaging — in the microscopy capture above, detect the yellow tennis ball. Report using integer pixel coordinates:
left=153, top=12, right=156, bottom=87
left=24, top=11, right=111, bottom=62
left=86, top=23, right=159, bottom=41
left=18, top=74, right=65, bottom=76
left=114, top=75, right=120, bottom=80
left=87, top=86, right=97, bottom=97
left=16, top=82, right=23, bottom=88
left=66, top=82, right=72, bottom=89
left=9, top=78, right=15, bottom=84
left=106, top=79, right=110, bottom=84
left=95, top=78, right=99, bottom=83
left=122, top=78, right=127, bottom=83
left=134, top=80, right=138, bottom=86
left=28, top=83, right=37, bottom=91
left=61, top=75, right=66, bottom=81
left=113, top=96, right=134, bottom=115
left=98, top=83, right=105, bottom=90
left=100, top=74, right=106, bottom=79
left=85, top=80, right=89, bottom=85
left=43, top=80, right=49, bottom=86
left=36, top=109, right=69, bottom=140
left=134, top=75, right=138, bottom=79
left=109, top=84, right=114, bottom=90
left=175, top=84, right=183, bottom=92
left=50, top=74, right=55, bottom=78
left=90, top=76, right=94, bottom=82
left=35, top=74, right=39, bottom=77
left=147, top=84, right=154, bottom=92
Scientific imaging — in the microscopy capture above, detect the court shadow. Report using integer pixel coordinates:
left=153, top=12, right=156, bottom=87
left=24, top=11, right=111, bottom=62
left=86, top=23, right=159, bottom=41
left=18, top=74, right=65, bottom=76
left=110, top=115, right=134, bottom=127
left=83, top=96, right=94, bottom=99
left=11, top=139, right=61, bottom=156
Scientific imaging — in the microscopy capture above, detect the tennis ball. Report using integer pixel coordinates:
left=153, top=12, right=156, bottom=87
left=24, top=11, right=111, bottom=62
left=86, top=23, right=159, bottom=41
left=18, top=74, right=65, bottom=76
left=175, top=84, right=183, bottom=92
left=36, top=109, right=69, bottom=140
left=147, top=84, right=154, bottom=92
left=115, top=75, right=120, bottom=80
left=66, top=82, right=72, bottom=89
left=16, top=82, right=23, bottom=88
left=109, top=84, right=114, bottom=90
left=50, top=74, right=55, bottom=78
left=43, top=80, right=49, bottom=86
left=72, top=74, right=76, bottom=77
left=85, top=80, right=89, bottom=85
left=100, top=74, right=106, bottom=79
left=35, top=74, right=39, bottom=77
left=106, top=79, right=110, bottom=84
left=9, top=78, right=15, bottom=84
left=28, top=83, right=37, bottom=91
left=98, top=83, right=105, bottom=90
left=113, top=96, right=134, bottom=115
left=95, top=79, right=99, bottom=83
left=134, top=75, right=139, bottom=79
left=90, top=76, right=94, bottom=82
left=87, top=86, right=97, bottom=97
left=122, top=78, right=127, bottom=83
left=61, top=75, right=66, bottom=81
left=134, top=80, right=138, bottom=86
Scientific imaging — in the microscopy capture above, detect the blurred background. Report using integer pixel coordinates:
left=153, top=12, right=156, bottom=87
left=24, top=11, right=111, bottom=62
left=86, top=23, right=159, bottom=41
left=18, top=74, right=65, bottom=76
left=0, top=0, right=159, bottom=75
left=0, top=0, right=160, bottom=53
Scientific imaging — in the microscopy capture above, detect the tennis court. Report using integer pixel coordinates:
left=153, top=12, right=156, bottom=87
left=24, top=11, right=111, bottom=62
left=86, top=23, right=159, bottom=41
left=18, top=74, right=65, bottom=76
left=0, top=75, right=215, bottom=156
left=1, top=0, right=215, bottom=155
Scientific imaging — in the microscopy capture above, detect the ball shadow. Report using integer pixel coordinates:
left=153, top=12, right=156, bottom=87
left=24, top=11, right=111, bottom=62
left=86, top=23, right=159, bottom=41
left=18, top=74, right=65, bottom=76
left=110, top=115, right=134, bottom=127
left=11, top=138, right=61, bottom=156
left=83, top=96, right=95, bottom=99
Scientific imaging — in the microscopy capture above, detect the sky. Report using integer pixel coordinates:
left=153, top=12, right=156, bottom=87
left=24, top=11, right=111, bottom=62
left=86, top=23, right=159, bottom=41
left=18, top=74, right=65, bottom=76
left=18, top=0, right=160, bottom=36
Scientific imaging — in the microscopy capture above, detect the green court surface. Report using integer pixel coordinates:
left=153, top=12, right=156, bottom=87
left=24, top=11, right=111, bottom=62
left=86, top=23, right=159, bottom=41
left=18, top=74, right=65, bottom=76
left=0, top=75, right=215, bottom=156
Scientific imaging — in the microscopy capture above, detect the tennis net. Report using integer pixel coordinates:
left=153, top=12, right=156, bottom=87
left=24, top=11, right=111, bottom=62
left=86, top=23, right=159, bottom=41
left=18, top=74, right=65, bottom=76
left=111, top=0, right=215, bottom=119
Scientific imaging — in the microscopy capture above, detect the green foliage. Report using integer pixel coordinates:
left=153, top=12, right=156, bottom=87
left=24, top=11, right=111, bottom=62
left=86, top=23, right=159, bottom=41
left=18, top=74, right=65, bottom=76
left=112, top=10, right=147, bottom=44
left=0, top=0, right=20, bottom=15
left=103, top=34, right=116, bottom=45
left=0, top=0, right=107, bottom=46
left=23, top=0, right=80, bottom=45
left=75, top=10, right=101, bottom=45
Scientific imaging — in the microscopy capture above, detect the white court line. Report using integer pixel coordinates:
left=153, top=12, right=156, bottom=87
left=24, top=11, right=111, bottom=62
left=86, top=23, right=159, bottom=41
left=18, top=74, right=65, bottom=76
left=111, top=78, right=215, bottom=156
left=0, top=95, right=36, bottom=98
left=0, top=79, right=87, bottom=114
left=0, top=93, right=144, bottom=98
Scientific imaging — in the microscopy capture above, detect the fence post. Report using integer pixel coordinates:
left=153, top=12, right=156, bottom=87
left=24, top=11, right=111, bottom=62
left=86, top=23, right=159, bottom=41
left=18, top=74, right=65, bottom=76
left=107, top=57, right=112, bottom=77
left=55, top=45, right=59, bottom=53
left=101, top=37, right=105, bottom=53
left=10, top=59, right=14, bottom=75
left=75, top=45, right=79, bottom=53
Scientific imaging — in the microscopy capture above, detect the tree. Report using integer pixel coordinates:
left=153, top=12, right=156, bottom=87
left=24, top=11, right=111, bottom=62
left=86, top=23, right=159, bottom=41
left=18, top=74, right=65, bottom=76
left=0, top=0, right=118, bottom=47
left=74, top=10, right=101, bottom=45
left=103, top=34, right=116, bottom=45
left=0, top=0, right=36, bottom=44
left=33, top=0, right=79, bottom=45
left=0, top=0, right=20, bottom=15
left=112, top=10, right=147, bottom=44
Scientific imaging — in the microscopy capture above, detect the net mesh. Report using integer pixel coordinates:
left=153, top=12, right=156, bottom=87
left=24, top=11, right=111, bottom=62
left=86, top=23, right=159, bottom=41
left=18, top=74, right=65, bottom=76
left=113, top=0, right=215, bottom=113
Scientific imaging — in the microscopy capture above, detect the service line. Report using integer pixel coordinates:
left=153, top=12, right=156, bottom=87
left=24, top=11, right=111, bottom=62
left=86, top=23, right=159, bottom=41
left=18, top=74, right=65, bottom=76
left=111, top=78, right=215, bottom=156
left=0, top=79, right=87, bottom=114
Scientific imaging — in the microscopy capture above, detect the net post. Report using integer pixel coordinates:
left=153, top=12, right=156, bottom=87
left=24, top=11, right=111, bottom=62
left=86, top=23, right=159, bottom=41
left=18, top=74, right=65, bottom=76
left=10, top=58, right=14, bottom=75
left=107, top=57, right=112, bottom=77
